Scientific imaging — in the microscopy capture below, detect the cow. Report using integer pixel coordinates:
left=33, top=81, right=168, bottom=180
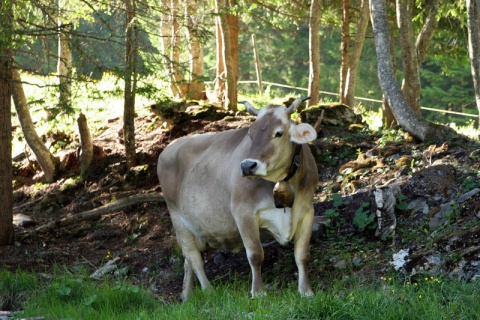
left=157, top=96, right=319, bottom=300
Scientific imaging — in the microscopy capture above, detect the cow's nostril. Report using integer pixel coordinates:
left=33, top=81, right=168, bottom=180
left=241, top=160, right=258, bottom=176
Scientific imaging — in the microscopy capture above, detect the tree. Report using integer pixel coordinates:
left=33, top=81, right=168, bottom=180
left=0, top=0, right=14, bottom=246
left=57, top=0, right=73, bottom=113
left=396, top=0, right=421, bottom=114
left=339, top=0, right=350, bottom=105
left=11, top=67, right=58, bottom=182
left=159, top=0, right=179, bottom=97
left=342, top=0, right=370, bottom=107
left=466, top=0, right=480, bottom=128
left=213, top=14, right=225, bottom=102
left=185, top=0, right=206, bottom=100
left=307, top=0, right=322, bottom=107
left=369, top=0, right=457, bottom=142
left=215, top=0, right=238, bottom=111
left=124, top=0, right=137, bottom=169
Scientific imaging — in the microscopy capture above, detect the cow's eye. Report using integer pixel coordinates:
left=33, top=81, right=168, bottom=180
left=274, top=131, right=283, bottom=138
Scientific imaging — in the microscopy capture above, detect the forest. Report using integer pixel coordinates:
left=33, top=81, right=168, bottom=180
left=0, top=0, right=480, bottom=318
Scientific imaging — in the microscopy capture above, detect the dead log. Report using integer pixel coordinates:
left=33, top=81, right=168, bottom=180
left=77, top=113, right=93, bottom=176
left=35, top=193, right=164, bottom=234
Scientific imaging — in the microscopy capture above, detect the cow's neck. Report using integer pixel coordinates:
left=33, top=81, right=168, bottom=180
left=283, top=143, right=302, bottom=182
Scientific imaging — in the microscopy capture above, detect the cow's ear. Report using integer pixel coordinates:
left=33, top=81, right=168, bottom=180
left=289, top=123, right=317, bottom=144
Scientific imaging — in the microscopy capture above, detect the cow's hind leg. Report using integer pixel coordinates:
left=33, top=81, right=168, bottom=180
left=176, top=230, right=212, bottom=300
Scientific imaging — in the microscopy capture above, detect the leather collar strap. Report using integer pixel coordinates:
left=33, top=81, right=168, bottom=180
left=283, top=143, right=302, bottom=182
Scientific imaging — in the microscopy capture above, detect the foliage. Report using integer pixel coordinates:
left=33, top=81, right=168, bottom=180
left=352, top=202, right=376, bottom=231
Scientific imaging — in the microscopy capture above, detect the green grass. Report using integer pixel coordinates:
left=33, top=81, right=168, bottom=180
left=1, top=269, right=479, bottom=319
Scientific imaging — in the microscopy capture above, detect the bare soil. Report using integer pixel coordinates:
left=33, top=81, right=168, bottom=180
left=2, top=105, right=480, bottom=303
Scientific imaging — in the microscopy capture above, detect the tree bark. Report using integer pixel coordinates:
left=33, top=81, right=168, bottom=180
left=339, top=0, right=350, bottom=105
left=11, top=68, right=57, bottom=182
left=416, top=0, right=439, bottom=65
left=185, top=1, right=206, bottom=100
left=307, top=0, right=322, bottom=107
left=57, top=21, right=72, bottom=113
left=343, top=0, right=369, bottom=107
left=213, top=16, right=225, bottom=102
left=77, top=113, right=93, bottom=176
left=0, top=0, right=14, bottom=246
left=160, top=0, right=180, bottom=97
left=227, top=2, right=239, bottom=85
left=466, top=0, right=480, bottom=128
left=382, top=21, right=397, bottom=128
left=396, top=0, right=421, bottom=114
left=370, top=0, right=457, bottom=142
left=124, top=0, right=137, bottom=169
left=216, top=0, right=237, bottom=111
left=170, top=0, right=188, bottom=98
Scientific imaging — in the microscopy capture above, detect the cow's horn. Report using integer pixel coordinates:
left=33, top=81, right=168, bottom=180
left=239, top=101, right=259, bottom=116
left=286, top=96, right=311, bottom=116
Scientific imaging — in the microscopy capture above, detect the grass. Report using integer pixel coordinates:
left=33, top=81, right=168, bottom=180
left=1, top=268, right=479, bottom=319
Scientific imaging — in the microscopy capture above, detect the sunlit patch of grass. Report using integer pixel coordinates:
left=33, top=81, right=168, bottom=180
left=449, top=119, right=480, bottom=140
left=2, top=268, right=479, bottom=319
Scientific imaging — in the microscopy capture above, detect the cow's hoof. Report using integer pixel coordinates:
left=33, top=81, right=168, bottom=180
left=250, top=290, right=267, bottom=299
left=300, top=289, right=314, bottom=298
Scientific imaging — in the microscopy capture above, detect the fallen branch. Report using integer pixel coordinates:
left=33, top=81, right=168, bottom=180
left=34, top=193, right=165, bottom=234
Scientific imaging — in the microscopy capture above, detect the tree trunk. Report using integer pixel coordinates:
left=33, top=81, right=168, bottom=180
left=227, top=1, right=239, bottom=85
left=466, top=0, right=480, bottom=128
left=213, top=17, right=225, bottom=102
left=77, top=113, right=93, bottom=176
left=416, top=0, right=439, bottom=65
left=216, top=0, right=237, bottom=111
left=383, top=23, right=397, bottom=128
left=307, top=0, right=322, bottom=107
left=396, top=0, right=421, bottom=114
left=159, top=0, right=180, bottom=97
left=0, top=0, right=14, bottom=246
left=343, top=0, right=369, bottom=107
left=11, top=68, right=57, bottom=182
left=57, top=0, right=72, bottom=114
left=339, top=0, right=350, bottom=105
left=370, top=0, right=457, bottom=142
left=124, top=0, right=137, bottom=169
left=185, top=1, right=206, bottom=100
left=170, top=0, right=188, bottom=98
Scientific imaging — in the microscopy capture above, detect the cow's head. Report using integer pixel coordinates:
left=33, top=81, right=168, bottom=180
left=239, top=96, right=317, bottom=182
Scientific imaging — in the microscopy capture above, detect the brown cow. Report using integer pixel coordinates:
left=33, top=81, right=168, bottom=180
left=157, top=97, right=318, bottom=300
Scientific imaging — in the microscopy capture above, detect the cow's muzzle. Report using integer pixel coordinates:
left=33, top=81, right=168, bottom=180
left=240, top=159, right=258, bottom=177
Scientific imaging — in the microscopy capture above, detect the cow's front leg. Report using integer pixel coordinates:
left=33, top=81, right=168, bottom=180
left=236, top=216, right=265, bottom=297
left=293, top=206, right=314, bottom=297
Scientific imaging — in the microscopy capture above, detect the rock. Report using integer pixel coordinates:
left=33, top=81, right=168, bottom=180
left=429, top=201, right=456, bottom=230
left=390, top=249, right=409, bottom=271
left=352, top=258, right=363, bottom=267
left=300, top=103, right=362, bottom=127
left=449, top=260, right=467, bottom=281
left=407, top=198, right=429, bottom=220
left=374, top=185, right=399, bottom=240
left=90, top=257, right=120, bottom=279
left=13, top=213, right=35, bottom=227
left=458, top=188, right=480, bottom=203
left=333, top=260, right=348, bottom=270
left=409, top=164, right=456, bottom=205
left=425, top=253, right=444, bottom=275
left=114, top=266, right=129, bottom=277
